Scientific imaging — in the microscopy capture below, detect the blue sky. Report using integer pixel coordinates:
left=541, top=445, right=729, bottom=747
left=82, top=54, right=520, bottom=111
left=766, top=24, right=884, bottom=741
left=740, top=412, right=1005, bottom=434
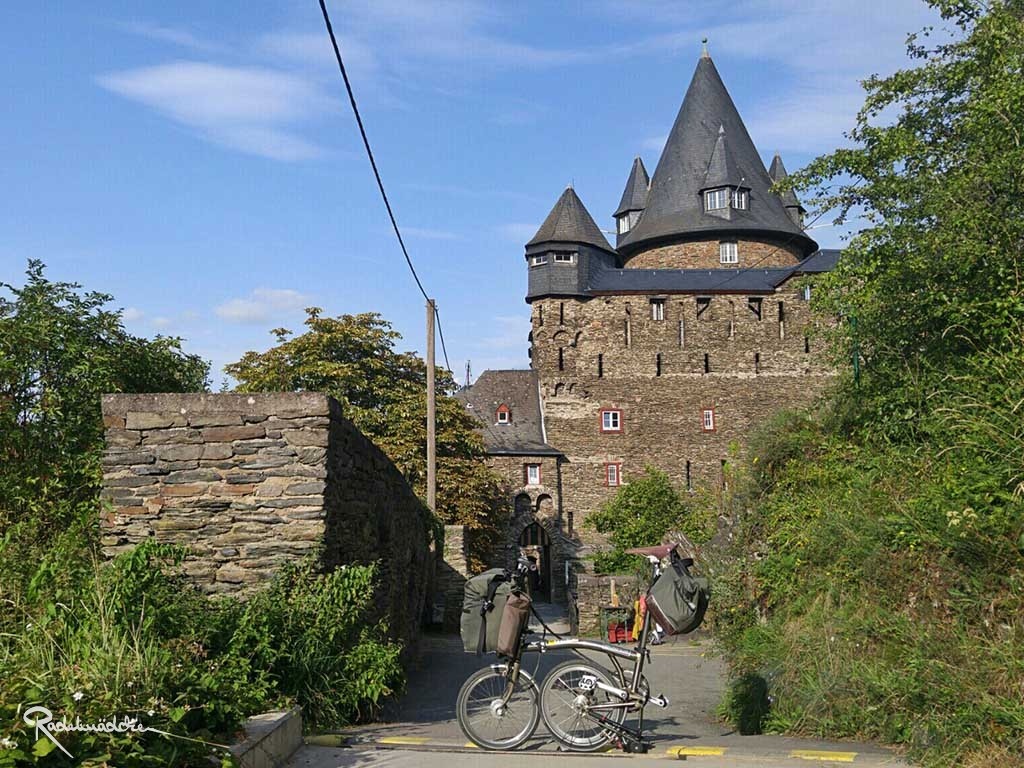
left=1, top=1, right=942, bottom=384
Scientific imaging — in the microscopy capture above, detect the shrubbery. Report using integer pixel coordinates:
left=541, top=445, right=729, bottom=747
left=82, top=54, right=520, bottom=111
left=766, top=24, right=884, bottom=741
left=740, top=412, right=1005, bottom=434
left=0, top=541, right=403, bottom=766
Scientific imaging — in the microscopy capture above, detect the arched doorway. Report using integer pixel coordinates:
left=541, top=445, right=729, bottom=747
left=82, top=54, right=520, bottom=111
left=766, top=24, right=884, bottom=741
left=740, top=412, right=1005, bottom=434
left=518, top=521, right=552, bottom=602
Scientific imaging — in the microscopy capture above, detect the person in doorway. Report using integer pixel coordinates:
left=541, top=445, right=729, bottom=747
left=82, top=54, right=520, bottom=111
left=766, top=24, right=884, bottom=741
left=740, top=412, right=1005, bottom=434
left=526, top=555, right=542, bottom=596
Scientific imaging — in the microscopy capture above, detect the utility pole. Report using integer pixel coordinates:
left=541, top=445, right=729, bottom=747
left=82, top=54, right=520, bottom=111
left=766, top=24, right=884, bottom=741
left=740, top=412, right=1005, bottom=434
left=426, top=299, right=436, bottom=512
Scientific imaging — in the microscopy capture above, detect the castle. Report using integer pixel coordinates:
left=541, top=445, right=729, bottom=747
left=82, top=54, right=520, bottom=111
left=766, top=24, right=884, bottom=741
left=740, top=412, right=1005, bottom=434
left=457, top=49, right=838, bottom=607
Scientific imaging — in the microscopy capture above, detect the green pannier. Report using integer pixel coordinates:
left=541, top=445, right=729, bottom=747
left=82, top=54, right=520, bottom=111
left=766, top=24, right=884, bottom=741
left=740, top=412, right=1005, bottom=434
left=460, top=568, right=511, bottom=653
left=646, top=554, right=709, bottom=635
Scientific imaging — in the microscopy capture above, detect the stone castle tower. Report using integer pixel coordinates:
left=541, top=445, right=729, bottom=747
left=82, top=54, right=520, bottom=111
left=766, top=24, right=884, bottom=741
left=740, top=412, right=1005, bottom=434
left=458, top=50, right=838, bottom=606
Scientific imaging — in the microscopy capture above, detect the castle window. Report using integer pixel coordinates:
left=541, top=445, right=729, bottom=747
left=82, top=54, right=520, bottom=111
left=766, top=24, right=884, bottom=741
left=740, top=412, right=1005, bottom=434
left=719, top=241, right=738, bottom=264
left=686, top=460, right=692, bottom=491
left=651, top=299, right=665, bottom=321
left=804, top=335, right=811, bottom=354
left=496, top=404, right=511, bottom=424
left=802, top=285, right=812, bottom=301
left=656, top=353, right=662, bottom=377
left=530, top=255, right=547, bottom=267
left=747, top=297, right=763, bottom=320
left=704, top=353, right=710, bottom=374
left=702, top=408, right=716, bottom=432
left=553, top=252, right=576, bottom=264
left=525, top=463, right=541, bottom=486
left=732, top=189, right=749, bottom=210
left=755, top=352, right=761, bottom=373
left=778, top=301, right=786, bottom=322
left=616, top=216, right=629, bottom=235
left=696, top=296, right=711, bottom=319
left=560, top=302, right=565, bottom=324
left=605, top=463, right=622, bottom=487
left=705, top=188, right=729, bottom=211
left=601, top=409, right=622, bottom=433
left=558, top=347, right=564, bottom=371
left=597, top=353, right=604, bottom=378
left=538, top=305, right=543, bottom=326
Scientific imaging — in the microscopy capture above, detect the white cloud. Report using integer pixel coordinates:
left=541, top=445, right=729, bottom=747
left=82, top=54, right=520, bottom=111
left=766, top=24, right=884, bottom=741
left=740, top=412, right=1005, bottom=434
left=121, top=307, right=144, bottom=322
left=214, top=288, right=312, bottom=324
left=97, top=62, right=327, bottom=160
left=498, top=223, right=540, bottom=244
left=115, top=21, right=224, bottom=54
left=151, top=316, right=172, bottom=329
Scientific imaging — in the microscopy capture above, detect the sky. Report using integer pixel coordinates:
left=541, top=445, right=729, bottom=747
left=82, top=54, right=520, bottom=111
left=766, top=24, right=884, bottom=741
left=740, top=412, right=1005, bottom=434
left=1, top=1, right=945, bottom=385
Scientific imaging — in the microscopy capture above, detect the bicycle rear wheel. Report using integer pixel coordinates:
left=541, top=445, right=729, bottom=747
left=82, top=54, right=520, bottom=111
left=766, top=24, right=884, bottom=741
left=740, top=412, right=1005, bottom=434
left=539, top=660, right=627, bottom=751
left=456, top=664, right=539, bottom=750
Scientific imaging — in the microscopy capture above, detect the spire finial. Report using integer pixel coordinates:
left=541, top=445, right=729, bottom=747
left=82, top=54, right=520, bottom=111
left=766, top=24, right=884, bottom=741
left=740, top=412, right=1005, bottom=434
left=701, top=38, right=709, bottom=58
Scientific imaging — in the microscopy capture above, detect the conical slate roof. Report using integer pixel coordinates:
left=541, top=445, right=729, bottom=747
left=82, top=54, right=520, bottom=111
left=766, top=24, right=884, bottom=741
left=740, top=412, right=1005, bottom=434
left=618, top=53, right=817, bottom=256
left=613, top=157, right=650, bottom=217
left=768, top=152, right=802, bottom=210
left=527, top=186, right=613, bottom=252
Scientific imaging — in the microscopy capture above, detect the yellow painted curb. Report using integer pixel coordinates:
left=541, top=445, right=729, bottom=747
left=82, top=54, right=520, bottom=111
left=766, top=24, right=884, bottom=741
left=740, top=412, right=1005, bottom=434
left=665, top=746, right=727, bottom=756
left=379, top=736, right=432, bottom=745
left=464, top=742, right=478, bottom=748
left=790, top=750, right=857, bottom=762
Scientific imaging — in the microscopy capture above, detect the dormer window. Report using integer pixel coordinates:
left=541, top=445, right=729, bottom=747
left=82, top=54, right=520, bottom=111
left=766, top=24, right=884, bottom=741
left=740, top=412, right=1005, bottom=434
left=705, top=188, right=729, bottom=211
left=705, top=188, right=748, bottom=212
left=553, top=252, right=576, bottom=264
left=616, top=216, right=629, bottom=235
left=530, top=255, right=547, bottom=267
left=496, top=404, right=511, bottom=424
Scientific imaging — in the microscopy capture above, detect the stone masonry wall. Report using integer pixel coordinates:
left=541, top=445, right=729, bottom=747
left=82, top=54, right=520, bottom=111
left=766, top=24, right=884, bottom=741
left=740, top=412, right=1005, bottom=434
left=623, top=238, right=805, bottom=270
left=100, top=392, right=432, bottom=647
left=530, top=278, right=834, bottom=553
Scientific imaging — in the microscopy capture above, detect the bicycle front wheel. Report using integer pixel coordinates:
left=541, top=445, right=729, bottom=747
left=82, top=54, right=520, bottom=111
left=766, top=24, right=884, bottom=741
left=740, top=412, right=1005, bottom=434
left=456, top=664, right=539, bottom=750
left=539, top=660, right=627, bottom=751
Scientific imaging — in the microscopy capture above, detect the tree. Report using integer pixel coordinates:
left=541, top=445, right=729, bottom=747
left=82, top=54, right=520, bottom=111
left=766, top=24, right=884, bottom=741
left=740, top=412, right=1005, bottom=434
left=0, top=261, right=209, bottom=595
left=788, top=0, right=1024, bottom=439
left=225, top=310, right=504, bottom=564
left=586, top=467, right=711, bottom=574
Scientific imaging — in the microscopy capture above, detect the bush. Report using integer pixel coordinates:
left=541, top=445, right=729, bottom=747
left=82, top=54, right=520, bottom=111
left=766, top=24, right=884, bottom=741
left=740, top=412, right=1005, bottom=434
left=0, top=541, right=404, bottom=766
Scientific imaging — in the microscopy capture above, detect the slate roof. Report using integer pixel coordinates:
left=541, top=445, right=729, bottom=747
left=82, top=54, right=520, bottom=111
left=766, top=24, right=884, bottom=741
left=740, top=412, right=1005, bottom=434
left=455, top=370, right=561, bottom=456
left=584, top=249, right=840, bottom=295
left=617, top=54, right=818, bottom=257
left=768, top=153, right=802, bottom=210
left=613, top=157, right=650, bottom=217
left=527, top=187, right=614, bottom=253
left=703, top=125, right=744, bottom=190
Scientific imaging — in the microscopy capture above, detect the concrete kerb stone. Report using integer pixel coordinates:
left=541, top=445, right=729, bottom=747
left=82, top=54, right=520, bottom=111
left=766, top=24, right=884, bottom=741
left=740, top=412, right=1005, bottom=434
left=229, top=707, right=303, bottom=768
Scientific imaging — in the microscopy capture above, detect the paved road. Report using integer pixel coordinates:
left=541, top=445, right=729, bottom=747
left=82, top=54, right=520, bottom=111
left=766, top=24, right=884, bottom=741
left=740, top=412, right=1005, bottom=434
left=288, top=614, right=909, bottom=768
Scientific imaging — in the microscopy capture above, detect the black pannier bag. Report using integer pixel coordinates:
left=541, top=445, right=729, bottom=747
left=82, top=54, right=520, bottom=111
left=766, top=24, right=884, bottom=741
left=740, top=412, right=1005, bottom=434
left=461, top=569, right=511, bottom=653
left=645, top=553, right=709, bottom=635
left=495, top=591, right=532, bottom=658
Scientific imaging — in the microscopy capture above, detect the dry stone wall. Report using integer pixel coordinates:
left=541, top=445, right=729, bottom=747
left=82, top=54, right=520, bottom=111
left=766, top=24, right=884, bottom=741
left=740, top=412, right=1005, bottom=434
left=623, top=237, right=805, bottom=270
left=100, top=392, right=432, bottom=646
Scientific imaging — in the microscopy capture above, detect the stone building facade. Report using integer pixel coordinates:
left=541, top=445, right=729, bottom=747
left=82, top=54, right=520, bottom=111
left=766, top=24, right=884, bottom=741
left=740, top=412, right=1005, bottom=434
left=99, top=392, right=433, bottom=647
left=460, top=50, right=839, bottom=608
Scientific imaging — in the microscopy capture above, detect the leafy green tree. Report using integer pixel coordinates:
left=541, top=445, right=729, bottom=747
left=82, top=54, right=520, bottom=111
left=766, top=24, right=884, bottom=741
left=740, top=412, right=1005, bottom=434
left=586, top=467, right=710, bottom=573
left=0, top=261, right=209, bottom=599
left=789, top=0, right=1024, bottom=439
left=225, top=310, right=503, bottom=564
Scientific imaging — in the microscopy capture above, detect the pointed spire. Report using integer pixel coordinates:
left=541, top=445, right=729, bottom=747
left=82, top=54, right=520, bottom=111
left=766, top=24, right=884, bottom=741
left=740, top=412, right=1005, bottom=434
left=618, top=53, right=817, bottom=257
left=527, top=186, right=613, bottom=252
left=614, top=156, right=650, bottom=217
left=701, top=38, right=710, bottom=59
left=769, top=152, right=804, bottom=221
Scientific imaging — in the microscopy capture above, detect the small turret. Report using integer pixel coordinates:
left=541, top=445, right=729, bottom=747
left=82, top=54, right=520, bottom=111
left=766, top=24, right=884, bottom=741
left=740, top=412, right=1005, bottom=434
left=613, top=157, right=649, bottom=241
left=526, top=186, right=617, bottom=301
left=769, top=152, right=806, bottom=227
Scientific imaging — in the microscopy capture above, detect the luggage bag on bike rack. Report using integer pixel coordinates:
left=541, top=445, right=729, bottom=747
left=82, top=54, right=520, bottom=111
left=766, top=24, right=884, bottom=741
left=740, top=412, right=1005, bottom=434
left=460, top=568, right=510, bottom=653
left=645, top=552, right=709, bottom=635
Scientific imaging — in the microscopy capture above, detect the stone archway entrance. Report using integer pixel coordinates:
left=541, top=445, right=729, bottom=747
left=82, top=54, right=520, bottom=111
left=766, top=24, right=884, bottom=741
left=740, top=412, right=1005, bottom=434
left=518, top=521, right=552, bottom=602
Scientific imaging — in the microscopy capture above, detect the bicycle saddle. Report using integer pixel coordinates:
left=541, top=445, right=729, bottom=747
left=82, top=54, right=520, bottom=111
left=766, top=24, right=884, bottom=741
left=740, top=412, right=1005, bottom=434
left=625, top=544, right=676, bottom=559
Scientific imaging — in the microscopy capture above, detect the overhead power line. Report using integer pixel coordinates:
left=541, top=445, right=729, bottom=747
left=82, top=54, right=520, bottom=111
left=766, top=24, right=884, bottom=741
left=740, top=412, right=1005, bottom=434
left=317, top=0, right=452, bottom=374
